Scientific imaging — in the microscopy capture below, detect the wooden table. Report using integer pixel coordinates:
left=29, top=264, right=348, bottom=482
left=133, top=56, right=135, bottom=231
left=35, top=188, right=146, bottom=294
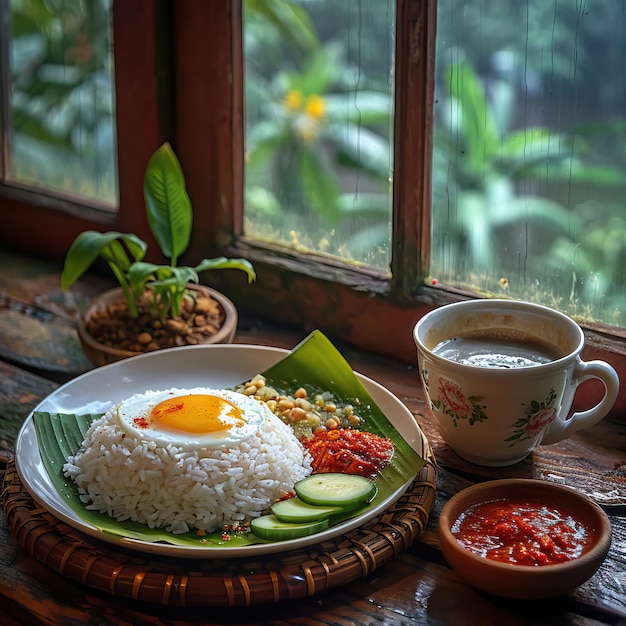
left=1, top=249, right=625, bottom=625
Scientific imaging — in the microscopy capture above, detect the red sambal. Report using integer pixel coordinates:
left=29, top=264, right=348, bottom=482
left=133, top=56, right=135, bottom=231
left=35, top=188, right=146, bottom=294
left=302, top=428, right=394, bottom=479
left=452, top=498, right=594, bottom=566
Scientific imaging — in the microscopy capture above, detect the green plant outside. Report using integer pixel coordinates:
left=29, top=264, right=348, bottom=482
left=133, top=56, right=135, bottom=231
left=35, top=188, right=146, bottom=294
left=243, top=0, right=394, bottom=270
left=431, top=15, right=626, bottom=325
left=8, top=0, right=117, bottom=204
left=8, top=0, right=626, bottom=326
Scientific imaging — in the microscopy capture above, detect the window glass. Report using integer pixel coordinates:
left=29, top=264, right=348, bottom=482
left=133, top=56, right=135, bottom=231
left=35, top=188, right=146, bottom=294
left=3, top=0, right=117, bottom=206
left=3, top=1, right=625, bottom=342
left=431, top=0, right=626, bottom=326
left=243, top=0, right=395, bottom=272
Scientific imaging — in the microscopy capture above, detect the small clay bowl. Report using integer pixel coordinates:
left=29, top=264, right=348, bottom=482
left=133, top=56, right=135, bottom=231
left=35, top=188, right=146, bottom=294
left=438, top=479, right=612, bottom=600
left=77, top=285, right=238, bottom=367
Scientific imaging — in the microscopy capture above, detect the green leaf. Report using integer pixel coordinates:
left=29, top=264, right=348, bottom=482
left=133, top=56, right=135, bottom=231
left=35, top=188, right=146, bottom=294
left=298, top=43, right=342, bottom=95
left=445, top=59, right=500, bottom=173
left=143, top=143, right=193, bottom=265
left=298, top=148, right=342, bottom=224
left=151, top=266, right=199, bottom=285
left=535, top=159, right=626, bottom=186
left=11, top=8, right=56, bottom=37
left=99, top=239, right=134, bottom=272
left=501, top=127, right=567, bottom=161
left=61, top=231, right=147, bottom=291
left=324, top=91, right=392, bottom=126
left=244, top=0, right=319, bottom=53
left=34, top=412, right=104, bottom=505
left=12, top=109, right=74, bottom=148
left=329, top=122, right=391, bottom=181
left=126, top=264, right=199, bottom=318
left=490, top=196, right=584, bottom=233
left=245, top=186, right=282, bottom=217
left=149, top=268, right=200, bottom=317
left=33, top=331, right=424, bottom=548
left=194, top=257, right=257, bottom=283
left=246, top=123, right=291, bottom=170
left=126, top=261, right=160, bottom=296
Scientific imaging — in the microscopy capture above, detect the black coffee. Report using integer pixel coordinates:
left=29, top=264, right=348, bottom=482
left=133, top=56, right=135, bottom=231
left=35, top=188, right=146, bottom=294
left=433, top=329, right=563, bottom=369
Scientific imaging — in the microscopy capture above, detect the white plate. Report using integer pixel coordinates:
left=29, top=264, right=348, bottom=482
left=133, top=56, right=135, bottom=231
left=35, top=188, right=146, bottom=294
left=15, top=344, right=427, bottom=559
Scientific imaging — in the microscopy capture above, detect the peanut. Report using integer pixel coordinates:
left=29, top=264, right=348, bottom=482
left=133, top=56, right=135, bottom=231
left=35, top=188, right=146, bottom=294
left=289, top=407, right=307, bottom=421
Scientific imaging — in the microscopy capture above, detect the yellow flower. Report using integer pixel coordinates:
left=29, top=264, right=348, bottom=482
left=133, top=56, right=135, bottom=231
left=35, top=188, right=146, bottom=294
left=284, top=92, right=327, bottom=142
left=304, top=94, right=326, bottom=120
left=283, top=90, right=304, bottom=112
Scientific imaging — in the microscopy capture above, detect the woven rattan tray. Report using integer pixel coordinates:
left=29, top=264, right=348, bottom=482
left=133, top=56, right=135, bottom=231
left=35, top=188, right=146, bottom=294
left=3, top=450, right=435, bottom=608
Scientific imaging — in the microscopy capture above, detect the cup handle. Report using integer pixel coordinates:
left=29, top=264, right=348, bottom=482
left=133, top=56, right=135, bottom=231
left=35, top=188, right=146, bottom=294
left=541, top=360, right=620, bottom=445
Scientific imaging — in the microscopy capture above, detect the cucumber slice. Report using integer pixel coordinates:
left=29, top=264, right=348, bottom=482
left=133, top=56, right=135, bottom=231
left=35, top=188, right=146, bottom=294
left=271, top=497, right=348, bottom=524
left=294, top=473, right=377, bottom=508
left=250, top=514, right=330, bottom=541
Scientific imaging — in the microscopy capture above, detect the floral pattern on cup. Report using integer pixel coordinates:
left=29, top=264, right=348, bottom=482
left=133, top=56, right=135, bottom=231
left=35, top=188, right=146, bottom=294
left=423, top=369, right=488, bottom=427
left=506, top=387, right=558, bottom=447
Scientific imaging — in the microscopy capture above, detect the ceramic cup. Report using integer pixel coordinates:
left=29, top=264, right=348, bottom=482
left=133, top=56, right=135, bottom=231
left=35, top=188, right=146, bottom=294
left=413, top=299, right=619, bottom=466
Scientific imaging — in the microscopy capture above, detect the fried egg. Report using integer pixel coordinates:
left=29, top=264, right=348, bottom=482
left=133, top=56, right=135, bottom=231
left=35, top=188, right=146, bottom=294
left=114, top=387, right=267, bottom=449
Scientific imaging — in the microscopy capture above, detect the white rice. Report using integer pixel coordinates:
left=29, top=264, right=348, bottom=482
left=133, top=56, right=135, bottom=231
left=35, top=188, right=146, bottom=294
left=63, top=390, right=312, bottom=534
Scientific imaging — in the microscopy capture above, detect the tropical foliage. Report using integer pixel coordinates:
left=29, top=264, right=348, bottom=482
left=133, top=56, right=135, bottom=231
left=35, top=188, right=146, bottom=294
left=431, top=1, right=626, bottom=324
left=8, top=0, right=116, bottom=202
left=5, top=0, right=626, bottom=324
left=244, top=1, right=394, bottom=268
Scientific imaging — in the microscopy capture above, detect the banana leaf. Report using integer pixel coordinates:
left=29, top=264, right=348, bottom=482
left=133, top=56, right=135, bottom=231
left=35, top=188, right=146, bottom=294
left=33, top=330, right=425, bottom=549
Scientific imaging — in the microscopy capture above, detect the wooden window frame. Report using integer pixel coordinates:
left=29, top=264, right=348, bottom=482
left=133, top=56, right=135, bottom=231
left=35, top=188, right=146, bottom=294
left=173, top=0, right=442, bottom=365
left=0, top=0, right=624, bottom=418
left=0, top=1, right=170, bottom=256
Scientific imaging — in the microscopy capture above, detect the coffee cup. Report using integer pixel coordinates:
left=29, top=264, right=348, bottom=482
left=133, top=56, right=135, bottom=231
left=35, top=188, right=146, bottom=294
left=413, top=299, right=619, bottom=467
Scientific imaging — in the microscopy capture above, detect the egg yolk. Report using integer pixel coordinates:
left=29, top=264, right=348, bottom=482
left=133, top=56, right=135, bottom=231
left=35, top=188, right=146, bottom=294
left=149, top=394, right=246, bottom=435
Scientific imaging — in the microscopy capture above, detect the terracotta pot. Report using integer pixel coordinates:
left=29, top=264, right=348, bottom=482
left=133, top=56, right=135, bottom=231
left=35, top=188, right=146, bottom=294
left=77, top=284, right=238, bottom=367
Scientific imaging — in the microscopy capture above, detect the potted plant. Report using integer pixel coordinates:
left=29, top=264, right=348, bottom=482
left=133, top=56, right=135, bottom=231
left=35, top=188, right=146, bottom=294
left=62, top=142, right=256, bottom=367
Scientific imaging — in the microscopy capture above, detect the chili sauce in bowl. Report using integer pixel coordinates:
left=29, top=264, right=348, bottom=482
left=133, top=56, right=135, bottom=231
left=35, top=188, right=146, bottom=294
left=438, top=479, right=612, bottom=599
